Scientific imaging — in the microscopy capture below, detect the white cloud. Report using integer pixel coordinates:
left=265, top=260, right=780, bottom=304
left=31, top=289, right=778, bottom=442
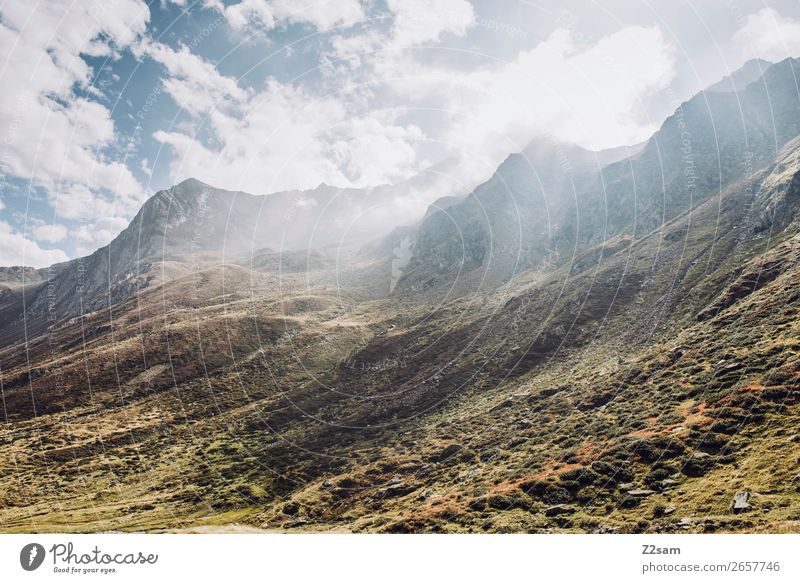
left=48, top=183, right=144, bottom=229
left=139, top=40, right=250, bottom=116
left=0, top=2, right=149, bottom=187
left=70, top=217, right=130, bottom=256
left=734, top=8, right=800, bottom=63
left=328, top=23, right=675, bottom=186
left=0, top=0, right=147, bottom=60
left=329, top=0, right=474, bottom=65
left=153, top=4, right=674, bottom=207
left=438, top=25, right=676, bottom=152
left=387, top=0, right=475, bottom=47
left=153, top=69, right=427, bottom=191
left=330, top=117, right=424, bottom=186
left=214, top=0, right=365, bottom=34
left=0, top=221, right=69, bottom=268
left=32, top=223, right=69, bottom=244
left=0, top=1, right=149, bottom=257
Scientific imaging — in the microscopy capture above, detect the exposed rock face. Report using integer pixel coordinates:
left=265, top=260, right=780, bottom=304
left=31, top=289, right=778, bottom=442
left=545, top=504, right=576, bottom=517
left=398, top=136, right=635, bottom=294
left=628, top=489, right=656, bottom=498
left=0, top=266, right=46, bottom=287
left=705, top=58, right=773, bottom=93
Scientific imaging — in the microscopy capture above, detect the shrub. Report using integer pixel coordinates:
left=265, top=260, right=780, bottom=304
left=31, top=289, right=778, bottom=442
left=518, top=479, right=571, bottom=504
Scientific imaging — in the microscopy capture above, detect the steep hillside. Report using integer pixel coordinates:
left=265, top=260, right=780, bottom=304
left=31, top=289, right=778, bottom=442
left=397, top=136, right=641, bottom=295
left=0, top=170, right=466, bottom=348
left=397, top=58, right=800, bottom=299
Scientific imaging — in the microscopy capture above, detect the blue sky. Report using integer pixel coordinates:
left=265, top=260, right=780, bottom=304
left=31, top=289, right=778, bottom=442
left=2, top=0, right=800, bottom=266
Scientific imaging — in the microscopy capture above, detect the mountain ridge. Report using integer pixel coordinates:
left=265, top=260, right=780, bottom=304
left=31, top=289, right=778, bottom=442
left=389, top=57, right=800, bottom=299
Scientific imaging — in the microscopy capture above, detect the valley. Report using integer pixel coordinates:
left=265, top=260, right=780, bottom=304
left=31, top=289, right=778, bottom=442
left=1, top=59, right=799, bottom=534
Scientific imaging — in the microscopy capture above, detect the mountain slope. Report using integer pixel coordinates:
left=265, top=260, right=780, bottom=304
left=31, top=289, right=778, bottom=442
left=395, top=136, right=641, bottom=295
left=396, top=58, right=800, bottom=299
left=705, top=58, right=773, bottom=93
left=0, top=169, right=469, bottom=348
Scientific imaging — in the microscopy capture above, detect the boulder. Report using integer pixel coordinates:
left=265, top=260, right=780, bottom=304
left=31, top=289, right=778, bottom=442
left=628, top=489, right=656, bottom=497
left=378, top=482, right=414, bottom=498
left=544, top=504, right=576, bottom=517
left=731, top=491, right=751, bottom=514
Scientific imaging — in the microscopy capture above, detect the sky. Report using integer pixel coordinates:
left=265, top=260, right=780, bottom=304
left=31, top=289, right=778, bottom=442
left=1, top=0, right=800, bottom=267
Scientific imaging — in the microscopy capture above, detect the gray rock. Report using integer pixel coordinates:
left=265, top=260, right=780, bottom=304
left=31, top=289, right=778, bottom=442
left=545, top=504, right=576, bottom=517
left=731, top=491, right=751, bottom=514
left=628, top=489, right=656, bottom=497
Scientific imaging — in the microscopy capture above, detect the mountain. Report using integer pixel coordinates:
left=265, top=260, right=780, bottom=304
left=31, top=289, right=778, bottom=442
left=0, top=167, right=470, bottom=347
left=393, top=136, right=644, bottom=295
left=705, top=58, right=773, bottom=93
left=0, top=265, right=45, bottom=287
left=394, top=58, right=800, bottom=297
left=1, top=59, right=799, bottom=534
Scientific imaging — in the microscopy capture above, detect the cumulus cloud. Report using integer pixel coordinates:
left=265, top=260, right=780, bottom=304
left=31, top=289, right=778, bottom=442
left=734, top=8, right=800, bottom=63
left=430, top=25, right=676, bottom=154
left=150, top=0, right=477, bottom=193
left=138, top=40, right=250, bottom=116
left=152, top=65, right=427, bottom=192
left=32, top=223, right=69, bottom=244
left=210, top=0, right=365, bottom=34
left=330, top=117, right=424, bottom=186
left=0, top=221, right=69, bottom=268
left=0, top=0, right=150, bottom=260
left=0, top=2, right=148, bottom=192
left=152, top=4, right=675, bottom=205
left=325, top=22, right=675, bottom=186
left=328, top=0, right=474, bottom=65
left=388, top=0, right=475, bottom=47
left=69, top=217, right=131, bottom=256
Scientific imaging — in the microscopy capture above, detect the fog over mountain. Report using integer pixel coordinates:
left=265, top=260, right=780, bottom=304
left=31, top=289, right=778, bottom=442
left=7, top=0, right=800, bottom=271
